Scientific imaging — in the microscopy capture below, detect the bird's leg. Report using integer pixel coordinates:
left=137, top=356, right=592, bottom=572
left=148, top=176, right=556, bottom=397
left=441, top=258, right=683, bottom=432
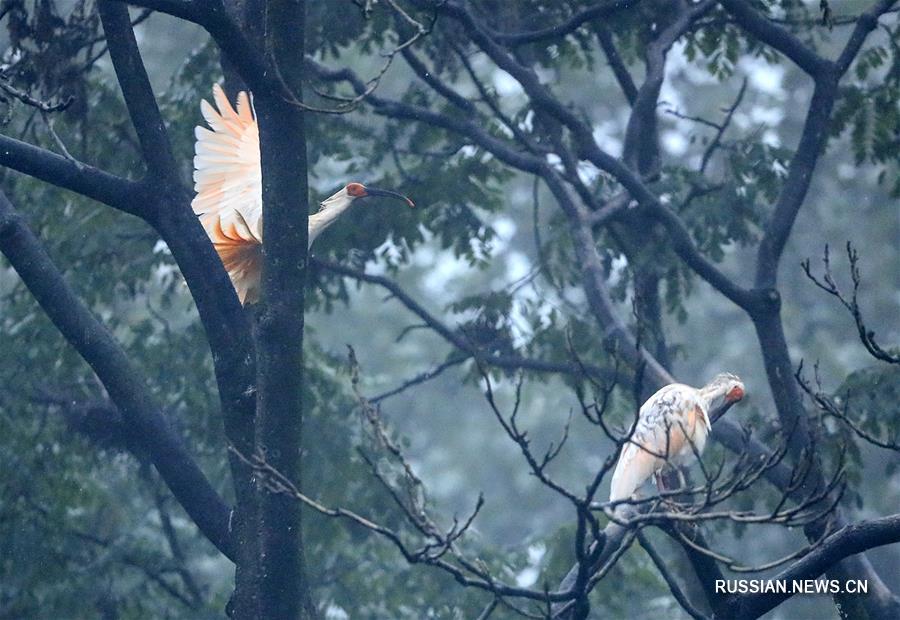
left=654, top=470, right=666, bottom=494
left=656, top=466, right=681, bottom=511
left=676, top=468, right=688, bottom=491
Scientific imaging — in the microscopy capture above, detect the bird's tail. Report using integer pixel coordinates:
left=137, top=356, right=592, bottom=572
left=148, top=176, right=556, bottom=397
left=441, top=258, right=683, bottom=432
left=608, top=443, right=658, bottom=503
left=201, top=211, right=262, bottom=305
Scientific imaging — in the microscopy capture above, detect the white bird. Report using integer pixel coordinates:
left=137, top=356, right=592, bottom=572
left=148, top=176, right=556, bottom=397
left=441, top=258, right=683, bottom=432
left=609, top=373, right=745, bottom=502
left=192, top=84, right=414, bottom=304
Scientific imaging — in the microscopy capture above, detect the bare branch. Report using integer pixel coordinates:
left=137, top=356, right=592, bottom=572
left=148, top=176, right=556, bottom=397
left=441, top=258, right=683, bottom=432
left=370, top=353, right=468, bottom=404
left=802, top=244, right=899, bottom=364
left=230, top=446, right=577, bottom=605
left=0, top=80, right=73, bottom=113
left=797, top=361, right=900, bottom=452
left=313, top=257, right=618, bottom=382
left=478, top=366, right=582, bottom=506
left=700, top=77, right=747, bottom=174
left=298, top=0, right=432, bottom=113
left=305, top=56, right=544, bottom=173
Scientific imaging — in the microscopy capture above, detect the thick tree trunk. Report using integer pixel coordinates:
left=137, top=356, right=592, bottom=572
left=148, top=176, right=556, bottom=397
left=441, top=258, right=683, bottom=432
left=217, top=1, right=317, bottom=617
left=254, top=93, right=316, bottom=618
left=253, top=1, right=316, bottom=618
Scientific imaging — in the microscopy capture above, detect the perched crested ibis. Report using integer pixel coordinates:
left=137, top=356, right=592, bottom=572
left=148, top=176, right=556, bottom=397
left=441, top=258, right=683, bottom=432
left=192, top=84, right=414, bottom=304
left=609, top=373, right=745, bottom=502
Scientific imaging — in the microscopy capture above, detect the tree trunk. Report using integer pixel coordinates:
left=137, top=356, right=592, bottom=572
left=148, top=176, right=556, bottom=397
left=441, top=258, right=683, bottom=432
left=222, top=1, right=317, bottom=617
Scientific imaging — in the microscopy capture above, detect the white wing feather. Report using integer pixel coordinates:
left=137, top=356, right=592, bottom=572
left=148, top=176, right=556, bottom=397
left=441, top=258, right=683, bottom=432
left=192, top=84, right=263, bottom=241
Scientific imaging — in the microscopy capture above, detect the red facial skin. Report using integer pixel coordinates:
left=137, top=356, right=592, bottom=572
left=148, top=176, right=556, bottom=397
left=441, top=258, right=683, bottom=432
left=726, top=386, right=745, bottom=403
left=346, top=182, right=367, bottom=197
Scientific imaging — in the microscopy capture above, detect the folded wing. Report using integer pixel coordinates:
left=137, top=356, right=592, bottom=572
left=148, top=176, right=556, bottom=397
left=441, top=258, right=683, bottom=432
left=608, top=384, right=703, bottom=502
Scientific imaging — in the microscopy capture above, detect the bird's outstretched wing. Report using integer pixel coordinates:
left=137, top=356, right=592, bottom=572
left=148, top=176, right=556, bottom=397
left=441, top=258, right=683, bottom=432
left=608, top=384, right=704, bottom=502
left=192, top=84, right=263, bottom=304
left=193, top=84, right=261, bottom=236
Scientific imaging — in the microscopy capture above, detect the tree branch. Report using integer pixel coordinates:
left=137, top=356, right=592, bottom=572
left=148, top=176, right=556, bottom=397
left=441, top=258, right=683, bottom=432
left=486, top=0, right=637, bottom=45
left=98, top=1, right=182, bottom=182
left=311, top=45, right=758, bottom=316
left=638, top=531, right=710, bottom=620
left=82, top=2, right=261, bottom=497
left=424, top=3, right=760, bottom=313
left=307, top=56, right=544, bottom=173
left=722, top=513, right=900, bottom=619
left=401, top=48, right=474, bottom=113
left=593, top=24, right=638, bottom=105
left=802, top=243, right=899, bottom=365
left=719, top=0, right=832, bottom=77
left=622, top=0, right=714, bottom=173
left=313, top=257, right=618, bottom=382
left=250, top=1, right=317, bottom=616
left=108, top=0, right=274, bottom=96
left=754, top=76, right=839, bottom=288
left=0, top=133, right=140, bottom=215
left=0, top=190, right=234, bottom=561
left=835, top=0, right=897, bottom=74
left=740, top=0, right=895, bottom=288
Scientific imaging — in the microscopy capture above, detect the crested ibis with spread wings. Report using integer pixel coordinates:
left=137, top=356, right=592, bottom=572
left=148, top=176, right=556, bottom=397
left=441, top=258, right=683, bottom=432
left=192, top=85, right=414, bottom=304
left=609, top=373, right=745, bottom=502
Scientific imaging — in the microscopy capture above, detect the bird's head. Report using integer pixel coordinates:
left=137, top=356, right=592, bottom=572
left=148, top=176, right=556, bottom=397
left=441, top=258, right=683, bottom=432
left=310, top=182, right=415, bottom=246
left=710, top=372, right=745, bottom=403
left=344, top=182, right=415, bottom=207
left=702, top=372, right=745, bottom=424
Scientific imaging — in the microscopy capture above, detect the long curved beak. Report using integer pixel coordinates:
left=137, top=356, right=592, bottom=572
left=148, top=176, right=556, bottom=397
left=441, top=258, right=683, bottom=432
left=708, top=399, right=738, bottom=426
left=365, top=186, right=415, bottom=208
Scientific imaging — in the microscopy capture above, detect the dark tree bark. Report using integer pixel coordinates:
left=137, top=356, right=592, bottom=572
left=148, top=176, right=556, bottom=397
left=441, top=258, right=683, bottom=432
left=248, top=1, right=317, bottom=618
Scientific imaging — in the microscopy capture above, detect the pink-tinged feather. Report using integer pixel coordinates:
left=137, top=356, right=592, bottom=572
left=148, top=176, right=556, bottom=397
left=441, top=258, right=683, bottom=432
left=610, top=442, right=664, bottom=502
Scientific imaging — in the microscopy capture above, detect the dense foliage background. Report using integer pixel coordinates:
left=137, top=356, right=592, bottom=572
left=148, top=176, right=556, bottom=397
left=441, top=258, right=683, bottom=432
left=0, top=1, right=897, bottom=618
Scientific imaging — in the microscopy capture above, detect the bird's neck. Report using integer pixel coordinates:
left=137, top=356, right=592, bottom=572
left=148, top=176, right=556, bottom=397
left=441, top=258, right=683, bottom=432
left=695, top=384, right=728, bottom=430
left=697, top=382, right=728, bottom=408
left=308, top=195, right=355, bottom=247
